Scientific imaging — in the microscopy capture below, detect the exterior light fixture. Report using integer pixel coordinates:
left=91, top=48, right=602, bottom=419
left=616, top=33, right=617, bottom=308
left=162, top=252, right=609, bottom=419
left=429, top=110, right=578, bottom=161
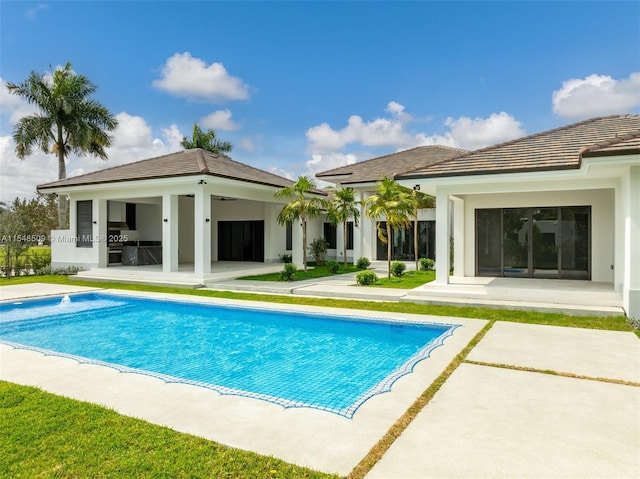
left=413, top=184, right=421, bottom=191
left=163, top=218, right=168, bottom=223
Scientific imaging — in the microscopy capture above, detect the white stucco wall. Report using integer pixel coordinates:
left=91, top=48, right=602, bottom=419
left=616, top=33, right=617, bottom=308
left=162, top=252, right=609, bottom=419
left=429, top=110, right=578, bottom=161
left=461, top=188, right=615, bottom=282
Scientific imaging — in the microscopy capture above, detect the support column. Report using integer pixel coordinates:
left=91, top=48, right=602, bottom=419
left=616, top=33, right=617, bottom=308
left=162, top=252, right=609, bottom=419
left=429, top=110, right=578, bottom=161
left=625, top=166, right=640, bottom=319
left=434, top=189, right=450, bottom=284
left=96, top=199, right=108, bottom=267
left=194, top=190, right=212, bottom=276
left=452, top=196, right=465, bottom=277
left=291, top=220, right=304, bottom=267
left=162, top=194, right=179, bottom=273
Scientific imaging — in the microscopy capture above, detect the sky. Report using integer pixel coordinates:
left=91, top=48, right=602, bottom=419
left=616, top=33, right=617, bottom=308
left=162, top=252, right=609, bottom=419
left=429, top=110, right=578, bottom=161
left=1, top=0, right=639, bottom=203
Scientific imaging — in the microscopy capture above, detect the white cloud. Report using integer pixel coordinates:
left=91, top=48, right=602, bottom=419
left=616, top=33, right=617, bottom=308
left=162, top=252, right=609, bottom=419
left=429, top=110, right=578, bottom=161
left=385, top=101, right=412, bottom=122
left=112, top=112, right=154, bottom=148
left=200, top=109, right=239, bottom=131
left=552, top=73, right=640, bottom=119
left=306, top=106, right=418, bottom=154
left=443, top=112, right=525, bottom=150
left=268, top=166, right=296, bottom=181
left=152, top=52, right=250, bottom=102
left=25, top=3, right=48, bottom=20
left=305, top=153, right=358, bottom=176
left=305, top=104, right=525, bottom=169
left=1, top=77, right=39, bottom=125
left=0, top=113, right=185, bottom=203
left=239, top=137, right=255, bottom=151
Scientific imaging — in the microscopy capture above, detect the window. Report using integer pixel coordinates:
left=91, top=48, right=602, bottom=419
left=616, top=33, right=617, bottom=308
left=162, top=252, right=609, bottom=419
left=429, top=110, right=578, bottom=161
left=285, top=221, right=292, bottom=251
left=346, top=222, right=354, bottom=250
left=76, top=200, right=93, bottom=248
left=324, top=223, right=337, bottom=249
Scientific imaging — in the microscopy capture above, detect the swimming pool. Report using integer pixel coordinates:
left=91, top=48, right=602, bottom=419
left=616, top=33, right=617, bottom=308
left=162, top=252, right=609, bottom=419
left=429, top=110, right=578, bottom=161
left=0, top=293, right=459, bottom=417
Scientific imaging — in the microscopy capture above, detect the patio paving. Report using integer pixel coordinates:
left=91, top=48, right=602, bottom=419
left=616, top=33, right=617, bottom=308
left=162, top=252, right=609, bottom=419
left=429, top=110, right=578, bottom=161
left=366, top=323, right=639, bottom=478
left=366, top=363, right=640, bottom=479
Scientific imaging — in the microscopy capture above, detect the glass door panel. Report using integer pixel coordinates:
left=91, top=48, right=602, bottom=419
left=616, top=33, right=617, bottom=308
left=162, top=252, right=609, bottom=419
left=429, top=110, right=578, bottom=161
left=503, top=208, right=529, bottom=277
left=532, top=207, right=559, bottom=278
left=476, top=209, right=502, bottom=276
left=560, top=207, right=590, bottom=279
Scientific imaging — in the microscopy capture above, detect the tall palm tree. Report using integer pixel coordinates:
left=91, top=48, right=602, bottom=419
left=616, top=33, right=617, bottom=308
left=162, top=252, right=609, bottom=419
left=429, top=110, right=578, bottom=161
left=364, top=176, right=415, bottom=279
left=326, top=186, right=360, bottom=268
left=7, top=62, right=118, bottom=228
left=181, top=123, right=232, bottom=155
left=412, top=187, right=435, bottom=271
left=275, top=176, right=325, bottom=271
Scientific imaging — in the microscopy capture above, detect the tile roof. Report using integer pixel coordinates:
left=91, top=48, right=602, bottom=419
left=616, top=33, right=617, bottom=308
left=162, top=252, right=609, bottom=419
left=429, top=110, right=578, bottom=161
left=315, top=145, right=467, bottom=185
left=398, top=115, right=640, bottom=179
left=38, top=149, right=301, bottom=191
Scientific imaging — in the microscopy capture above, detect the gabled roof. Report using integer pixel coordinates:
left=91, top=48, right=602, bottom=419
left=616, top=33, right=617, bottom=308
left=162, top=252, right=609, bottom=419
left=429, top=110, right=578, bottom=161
left=38, top=149, right=301, bottom=191
left=398, top=115, right=640, bottom=180
left=316, top=145, right=467, bottom=185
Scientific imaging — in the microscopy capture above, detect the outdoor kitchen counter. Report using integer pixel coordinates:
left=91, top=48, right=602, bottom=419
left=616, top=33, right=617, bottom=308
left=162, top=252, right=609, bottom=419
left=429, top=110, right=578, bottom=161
left=121, top=245, right=162, bottom=266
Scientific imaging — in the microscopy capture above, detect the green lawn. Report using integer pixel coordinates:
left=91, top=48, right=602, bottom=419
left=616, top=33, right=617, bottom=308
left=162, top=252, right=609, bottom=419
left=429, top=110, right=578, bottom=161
left=240, top=263, right=359, bottom=281
left=370, top=270, right=435, bottom=289
left=0, top=381, right=338, bottom=479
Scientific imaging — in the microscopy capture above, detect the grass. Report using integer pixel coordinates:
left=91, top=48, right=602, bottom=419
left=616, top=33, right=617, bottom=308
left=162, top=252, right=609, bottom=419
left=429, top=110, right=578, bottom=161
left=0, top=381, right=339, bottom=479
left=240, top=263, right=359, bottom=281
left=370, top=270, right=435, bottom=289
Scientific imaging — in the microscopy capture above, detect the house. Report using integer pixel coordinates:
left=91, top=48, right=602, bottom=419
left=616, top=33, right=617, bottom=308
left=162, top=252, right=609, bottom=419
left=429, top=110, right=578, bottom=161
left=37, top=149, right=326, bottom=277
left=391, top=115, right=640, bottom=319
left=39, top=115, right=639, bottom=318
left=316, top=145, right=467, bottom=263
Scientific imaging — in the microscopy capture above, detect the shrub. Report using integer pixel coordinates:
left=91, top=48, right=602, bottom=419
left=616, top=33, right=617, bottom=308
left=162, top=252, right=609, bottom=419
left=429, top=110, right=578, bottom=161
left=278, top=253, right=293, bottom=264
left=391, top=260, right=406, bottom=277
left=356, top=270, right=377, bottom=285
left=279, top=263, right=297, bottom=281
left=326, top=260, right=340, bottom=274
left=419, top=257, right=435, bottom=271
left=29, top=250, right=52, bottom=271
left=356, top=257, right=370, bottom=270
left=308, top=238, right=329, bottom=266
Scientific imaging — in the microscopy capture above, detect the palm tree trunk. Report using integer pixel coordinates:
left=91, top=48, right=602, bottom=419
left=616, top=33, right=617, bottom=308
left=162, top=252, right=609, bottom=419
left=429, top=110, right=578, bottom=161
left=343, top=221, right=348, bottom=268
left=414, top=215, right=419, bottom=271
left=302, top=219, right=308, bottom=271
left=57, top=148, right=68, bottom=229
left=387, top=223, right=392, bottom=279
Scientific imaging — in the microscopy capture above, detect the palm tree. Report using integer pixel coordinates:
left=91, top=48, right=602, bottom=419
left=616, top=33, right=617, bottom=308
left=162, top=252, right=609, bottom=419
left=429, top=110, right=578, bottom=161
left=326, top=186, right=360, bottom=268
left=7, top=62, right=118, bottom=228
left=275, top=176, right=325, bottom=271
left=412, top=186, right=435, bottom=271
left=181, top=123, right=232, bottom=155
left=364, top=176, right=415, bottom=279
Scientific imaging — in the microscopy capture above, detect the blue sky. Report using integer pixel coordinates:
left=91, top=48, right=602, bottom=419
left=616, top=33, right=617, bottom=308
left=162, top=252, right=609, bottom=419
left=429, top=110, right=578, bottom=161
left=1, top=0, right=639, bottom=202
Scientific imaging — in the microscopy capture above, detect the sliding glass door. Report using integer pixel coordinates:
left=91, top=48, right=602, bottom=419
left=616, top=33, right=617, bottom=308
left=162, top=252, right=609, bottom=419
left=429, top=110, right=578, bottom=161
left=476, top=206, right=590, bottom=280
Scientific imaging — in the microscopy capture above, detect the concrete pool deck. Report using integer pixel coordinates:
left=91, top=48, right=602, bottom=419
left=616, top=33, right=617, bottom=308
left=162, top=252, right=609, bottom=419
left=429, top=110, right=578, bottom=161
left=1, top=283, right=639, bottom=478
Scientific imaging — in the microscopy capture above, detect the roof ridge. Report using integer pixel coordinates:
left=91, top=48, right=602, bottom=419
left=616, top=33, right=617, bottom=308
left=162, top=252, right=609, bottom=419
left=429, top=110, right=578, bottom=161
left=200, top=149, right=295, bottom=184
left=580, top=130, right=640, bottom=154
left=316, top=144, right=467, bottom=177
left=195, top=149, right=209, bottom=173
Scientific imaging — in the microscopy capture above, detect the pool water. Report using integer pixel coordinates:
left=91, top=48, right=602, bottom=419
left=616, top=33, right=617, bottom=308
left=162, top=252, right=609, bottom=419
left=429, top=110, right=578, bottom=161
left=0, top=293, right=458, bottom=417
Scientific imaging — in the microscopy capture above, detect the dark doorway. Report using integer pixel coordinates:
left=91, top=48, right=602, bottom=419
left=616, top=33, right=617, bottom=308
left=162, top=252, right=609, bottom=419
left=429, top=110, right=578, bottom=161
left=476, top=206, right=590, bottom=279
left=218, top=221, right=264, bottom=261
